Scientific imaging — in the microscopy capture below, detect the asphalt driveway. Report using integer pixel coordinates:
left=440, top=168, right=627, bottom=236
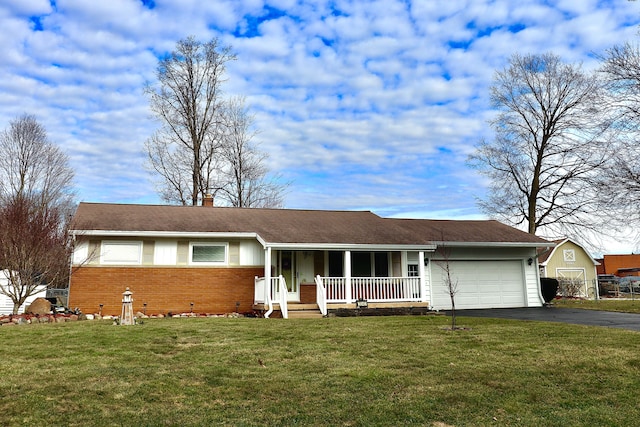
left=452, top=307, right=640, bottom=331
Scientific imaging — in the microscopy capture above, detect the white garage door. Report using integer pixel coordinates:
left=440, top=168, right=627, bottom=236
left=431, top=260, right=526, bottom=310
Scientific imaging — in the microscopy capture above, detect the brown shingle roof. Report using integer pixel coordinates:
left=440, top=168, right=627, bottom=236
left=388, top=218, right=551, bottom=245
left=537, top=239, right=565, bottom=263
left=72, top=202, right=551, bottom=247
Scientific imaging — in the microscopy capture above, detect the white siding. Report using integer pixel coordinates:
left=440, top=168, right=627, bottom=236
left=72, top=241, right=89, bottom=265
left=0, top=271, right=47, bottom=315
left=424, top=256, right=432, bottom=305
left=154, top=240, right=177, bottom=265
left=240, top=240, right=264, bottom=266
left=526, top=258, right=544, bottom=305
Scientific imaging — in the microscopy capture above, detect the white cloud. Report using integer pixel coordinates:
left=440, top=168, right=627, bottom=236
left=0, top=0, right=639, bottom=253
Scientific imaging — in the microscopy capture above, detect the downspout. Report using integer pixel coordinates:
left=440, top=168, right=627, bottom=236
left=67, top=232, right=77, bottom=311
left=533, top=251, right=545, bottom=306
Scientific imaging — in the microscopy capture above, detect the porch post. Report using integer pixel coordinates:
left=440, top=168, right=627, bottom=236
left=265, top=247, right=272, bottom=300
left=344, top=250, right=352, bottom=303
left=418, top=251, right=427, bottom=303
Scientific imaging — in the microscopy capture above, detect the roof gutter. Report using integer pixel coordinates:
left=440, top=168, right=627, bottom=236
left=71, top=230, right=262, bottom=241
left=429, top=241, right=555, bottom=249
left=71, top=231, right=550, bottom=250
left=263, top=242, right=437, bottom=251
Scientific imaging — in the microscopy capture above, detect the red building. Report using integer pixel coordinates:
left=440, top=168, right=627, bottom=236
left=598, top=255, right=640, bottom=277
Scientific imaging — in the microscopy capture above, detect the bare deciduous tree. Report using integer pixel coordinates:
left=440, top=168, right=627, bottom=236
left=0, top=114, right=75, bottom=210
left=145, top=36, right=236, bottom=206
left=0, top=197, right=72, bottom=314
left=0, top=114, right=76, bottom=313
left=218, top=97, right=287, bottom=208
left=146, top=37, right=288, bottom=208
left=469, top=53, right=615, bottom=240
left=599, top=43, right=640, bottom=222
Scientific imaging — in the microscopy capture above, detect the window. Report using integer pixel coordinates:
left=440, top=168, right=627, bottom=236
left=352, top=252, right=372, bottom=277
left=374, top=252, right=389, bottom=277
left=101, top=241, right=142, bottom=265
left=328, top=251, right=344, bottom=277
left=408, top=264, right=419, bottom=277
left=563, top=249, right=576, bottom=262
left=190, top=243, right=227, bottom=265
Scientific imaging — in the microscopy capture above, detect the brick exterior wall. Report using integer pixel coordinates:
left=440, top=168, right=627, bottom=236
left=69, top=266, right=263, bottom=316
left=300, top=283, right=316, bottom=304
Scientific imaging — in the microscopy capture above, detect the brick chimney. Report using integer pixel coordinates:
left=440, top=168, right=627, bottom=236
left=202, top=194, right=214, bottom=207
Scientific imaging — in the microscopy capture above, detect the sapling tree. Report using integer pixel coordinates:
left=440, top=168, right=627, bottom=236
left=434, top=240, right=459, bottom=330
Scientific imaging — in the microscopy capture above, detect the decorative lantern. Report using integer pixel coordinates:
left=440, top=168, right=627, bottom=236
left=121, top=287, right=134, bottom=325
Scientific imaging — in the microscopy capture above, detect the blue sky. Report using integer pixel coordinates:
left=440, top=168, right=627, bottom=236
left=1, top=0, right=640, bottom=252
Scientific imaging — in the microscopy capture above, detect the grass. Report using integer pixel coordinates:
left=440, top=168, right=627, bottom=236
left=553, top=298, right=640, bottom=313
left=1, top=315, right=640, bottom=426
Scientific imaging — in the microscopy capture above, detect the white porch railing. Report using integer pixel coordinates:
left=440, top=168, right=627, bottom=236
left=276, top=275, right=288, bottom=319
left=256, top=275, right=420, bottom=317
left=319, top=276, right=421, bottom=303
left=315, top=275, right=327, bottom=316
left=254, top=275, right=288, bottom=319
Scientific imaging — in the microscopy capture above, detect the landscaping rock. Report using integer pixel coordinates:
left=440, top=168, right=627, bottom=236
left=26, top=298, right=51, bottom=315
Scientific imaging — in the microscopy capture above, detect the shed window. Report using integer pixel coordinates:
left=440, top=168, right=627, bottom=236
left=563, top=249, right=576, bottom=262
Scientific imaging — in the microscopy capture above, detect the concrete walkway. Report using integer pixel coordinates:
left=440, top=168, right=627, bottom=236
left=452, top=307, right=640, bottom=331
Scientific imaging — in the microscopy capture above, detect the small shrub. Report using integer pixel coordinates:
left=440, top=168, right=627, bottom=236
left=540, top=278, right=559, bottom=303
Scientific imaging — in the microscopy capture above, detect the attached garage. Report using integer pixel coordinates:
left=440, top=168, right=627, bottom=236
left=430, top=260, right=526, bottom=310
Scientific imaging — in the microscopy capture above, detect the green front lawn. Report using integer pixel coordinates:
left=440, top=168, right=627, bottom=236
left=1, top=315, right=639, bottom=426
left=554, top=298, right=640, bottom=313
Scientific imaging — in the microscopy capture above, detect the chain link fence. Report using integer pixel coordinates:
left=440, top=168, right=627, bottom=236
left=552, top=278, right=598, bottom=300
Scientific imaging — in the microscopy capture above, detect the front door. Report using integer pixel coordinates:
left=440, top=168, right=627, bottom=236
left=280, top=251, right=299, bottom=301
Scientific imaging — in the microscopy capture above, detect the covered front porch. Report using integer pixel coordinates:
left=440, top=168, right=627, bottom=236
left=253, top=247, right=433, bottom=318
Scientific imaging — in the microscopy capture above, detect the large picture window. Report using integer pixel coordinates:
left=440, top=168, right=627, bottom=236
left=190, top=243, right=227, bottom=265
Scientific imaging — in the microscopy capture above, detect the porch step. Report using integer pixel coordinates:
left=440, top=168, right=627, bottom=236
left=287, top=303, right=324, bottom=319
